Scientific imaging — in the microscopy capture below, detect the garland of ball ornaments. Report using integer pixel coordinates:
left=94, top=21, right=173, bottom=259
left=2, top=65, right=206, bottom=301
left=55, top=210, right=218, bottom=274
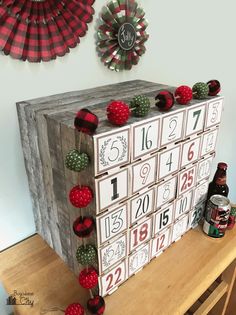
left=42, top=80, right=220, bottom=315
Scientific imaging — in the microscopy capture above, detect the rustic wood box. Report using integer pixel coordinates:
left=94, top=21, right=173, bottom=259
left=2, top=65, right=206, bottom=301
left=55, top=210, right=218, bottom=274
left=17, top=80, right=223, bottom=297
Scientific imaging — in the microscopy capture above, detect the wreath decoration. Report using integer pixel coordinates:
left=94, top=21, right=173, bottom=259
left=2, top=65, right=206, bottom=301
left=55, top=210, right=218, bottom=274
left=97, top=0, right=149, bottom=71
left=0, top=0, right=95, bottom=62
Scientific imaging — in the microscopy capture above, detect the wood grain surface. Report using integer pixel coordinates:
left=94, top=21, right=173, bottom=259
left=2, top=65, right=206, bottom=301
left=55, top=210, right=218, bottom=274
left=1, top=227, right=236, bottom=315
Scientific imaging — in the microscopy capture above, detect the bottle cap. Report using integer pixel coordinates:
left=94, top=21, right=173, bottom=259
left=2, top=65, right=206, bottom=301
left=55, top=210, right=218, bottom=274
left=218, top=162, right=228, bottom=170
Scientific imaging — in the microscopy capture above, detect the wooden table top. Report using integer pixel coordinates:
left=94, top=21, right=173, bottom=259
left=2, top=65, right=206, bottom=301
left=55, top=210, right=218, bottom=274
left=1, top=227, right=236, bottom=315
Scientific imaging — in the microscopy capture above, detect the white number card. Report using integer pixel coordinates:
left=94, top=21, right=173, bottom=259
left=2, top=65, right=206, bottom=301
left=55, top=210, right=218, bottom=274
left=96, top=169, right=129, bottom=212
left=205, top=98, right=223, bottom=129
left=185, top=104, right=206, bottom=137
left=158, top=145, right=181, bottom=180
left=181, top=137, right=201, bottom=168
left=193, top=180, right=209, bottom=207
left=175, top=190, right=193, bottom=220
left=151, top=227, right=171, bottom=259
left=129, top=217, right=152, bottom=252
left=154, top=202, right=174, bottom=234
left=97, top=204, right=128, bottom=245
left=171, top=214, right=189, bottom=243
left=95, top=127, right=130, bottom=175
left=131, top=156, right=157, bottom=194
left=200, top=129, right=218, bottom=158
left=130, top=188, right=155, bottom=225
left=156, top=176, right=177, bottom=209
left=98, top=234, right=127, bottom=273
left=128, top=243, right=150, bottom=277
left=197, top=155, right=214, bottom=183
left=178, top=165, right=196, bottom=196
left=161, top=111, right=185, bottom=146
left=132, top=117, right=160, bottom=160
left=99, top=261, right=127, bottom=296
left=189, top=202, right=205, bottom=229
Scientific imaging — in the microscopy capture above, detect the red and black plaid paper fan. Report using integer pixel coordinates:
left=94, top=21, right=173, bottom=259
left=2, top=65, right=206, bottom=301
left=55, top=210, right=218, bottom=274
left=97, top=0, right=149, bottom=71
left=0, top=0, right=95, bottom=62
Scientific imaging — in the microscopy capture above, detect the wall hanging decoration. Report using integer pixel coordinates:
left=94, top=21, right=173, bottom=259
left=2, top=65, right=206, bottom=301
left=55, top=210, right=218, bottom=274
left=0, top=0, right=95, bottom=62
left=97, top=0, right=149, bottom=71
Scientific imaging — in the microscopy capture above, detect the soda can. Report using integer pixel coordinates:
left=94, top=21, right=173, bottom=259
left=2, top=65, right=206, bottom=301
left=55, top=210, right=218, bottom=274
left=227, top=204, right=236, bottom=230
left=203, top=194, right=231, bottom=238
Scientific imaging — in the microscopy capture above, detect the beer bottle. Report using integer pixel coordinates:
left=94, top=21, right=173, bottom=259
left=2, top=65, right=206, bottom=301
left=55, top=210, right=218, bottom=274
left=207, top=162, right=229, bottom=200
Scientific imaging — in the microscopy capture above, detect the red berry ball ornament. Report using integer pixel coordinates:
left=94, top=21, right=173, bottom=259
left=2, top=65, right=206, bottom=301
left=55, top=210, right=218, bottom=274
left=155, top=90, right=175, bottom=111
left=73, top=216, right=95, bottom=238
left=69, top=186, right=93, bottom=208
left=74, top=109, right=99, bottom=135
left=207, top=80, right=221, bottom=96
left=65, top=303, right=84, bottom=315
left=107, top=100, right=130, bottom=126
left=79, top=267, right=98, bottom=289
left=87, top=295, right=106, bottom=315
left=175, top=85, right=193, bottom=105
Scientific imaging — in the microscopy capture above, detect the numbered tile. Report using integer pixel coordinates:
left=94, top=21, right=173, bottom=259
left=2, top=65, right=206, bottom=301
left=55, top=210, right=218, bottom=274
left=175, top=190, right=193, bottom=220
left=197, top=155, right=214, bottom=183
left=189, top=202, right=205, bottom=229
left=99, top=260, right=127, bottom=297
left=161, top=111, right=185, bottom=146
left=193, top=180, right=209, bottom=207
left=130, top=188, right=155, bottom=226
left=156, top=176, right=177, bottom=209
left=132, top=117, right=160, bottom=160
left=154, top=202, right=174, bottom=234
left=128, top=243, right=150, bottom=277
left=129, top=217, right=152, bottom=252
left=178, top=165, right=197, bottom=196
left=181, top=137, right=201, bottom=168
left=151, top=227, right=171, bottom=259
left=200, top=129, right=218, bottom=158
left=97, top=204, right=128, bottom=245
left=205, top=98, right=223, bottom=129
left=98, top=234, right=127, bottom=273
left=96, top=169, right=129, bottom=212
left=94, top=128, right=130, bottom=175
left=171, top=215, right=189, bottom=243
left=185, top=104, right=206, bottom=137
left=131, top=156, right=157, bottom=194
left=158, top=145, right=181, bottom=180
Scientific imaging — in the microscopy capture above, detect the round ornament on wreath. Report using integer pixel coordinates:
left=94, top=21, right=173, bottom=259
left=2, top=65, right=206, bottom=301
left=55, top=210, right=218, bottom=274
left=97, top=0, right=149, bottom=71
left=0, top=0, right=95, bottom=62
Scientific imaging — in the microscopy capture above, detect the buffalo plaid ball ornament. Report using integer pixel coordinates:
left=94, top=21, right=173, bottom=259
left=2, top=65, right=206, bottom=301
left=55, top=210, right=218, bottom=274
left=74, top=109, right=99, bottom=135
left=0, top=0, right=95, bottom=62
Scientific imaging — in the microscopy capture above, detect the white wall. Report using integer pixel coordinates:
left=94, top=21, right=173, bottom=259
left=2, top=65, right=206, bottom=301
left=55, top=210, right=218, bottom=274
left=1, top=0, right=235, bottom=250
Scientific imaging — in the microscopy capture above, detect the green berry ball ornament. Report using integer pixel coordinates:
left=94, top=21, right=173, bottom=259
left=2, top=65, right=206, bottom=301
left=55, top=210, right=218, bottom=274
left=192, top=82, right=209, bottom=99
left=65, top=149, right=89, bottom=172
left=130, top=95, right=151, bottom=117
left=76, top=244, right=97, bottom=266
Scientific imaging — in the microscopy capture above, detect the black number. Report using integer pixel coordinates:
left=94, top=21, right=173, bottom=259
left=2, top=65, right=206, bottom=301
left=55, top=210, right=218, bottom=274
left=111, top=177, right=119, bottom=200
left=179, top=197, right=187, bottom=215
left=166, top=152, right=173, bottom=172
left=168, top=117, right=177, bottom=140
left=135, top=194, right=150, bottom=219
left=193, top=110, right=201, bottom=130
left=141, top=126, right=152, bottom=151
left=159, top=209, right=169, bottom=229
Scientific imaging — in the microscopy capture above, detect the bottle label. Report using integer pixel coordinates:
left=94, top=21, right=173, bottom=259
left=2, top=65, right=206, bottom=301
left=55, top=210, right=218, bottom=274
left=216, top=176, right=226, bottom=185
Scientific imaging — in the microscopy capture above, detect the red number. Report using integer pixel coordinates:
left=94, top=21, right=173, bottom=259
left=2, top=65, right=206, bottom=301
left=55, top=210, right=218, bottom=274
left=181, top=169, right=194, bottom=192
left=105, top=267, right=122, bottom=292
left=156, top=234, right=165, bottom=252
left=106, top=274, right=113, bottom=291
left=188, top=142, right=195, bottom=161
left=133, top=223, right=148, bottom=247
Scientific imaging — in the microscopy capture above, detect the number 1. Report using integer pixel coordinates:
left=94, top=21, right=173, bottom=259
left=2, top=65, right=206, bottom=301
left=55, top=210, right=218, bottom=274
left=111, top=178, right=119, bottom=200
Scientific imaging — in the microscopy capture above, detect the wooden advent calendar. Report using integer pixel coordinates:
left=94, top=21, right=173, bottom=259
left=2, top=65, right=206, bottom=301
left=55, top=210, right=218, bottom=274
left=17, top=80, right=223, bottom=297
